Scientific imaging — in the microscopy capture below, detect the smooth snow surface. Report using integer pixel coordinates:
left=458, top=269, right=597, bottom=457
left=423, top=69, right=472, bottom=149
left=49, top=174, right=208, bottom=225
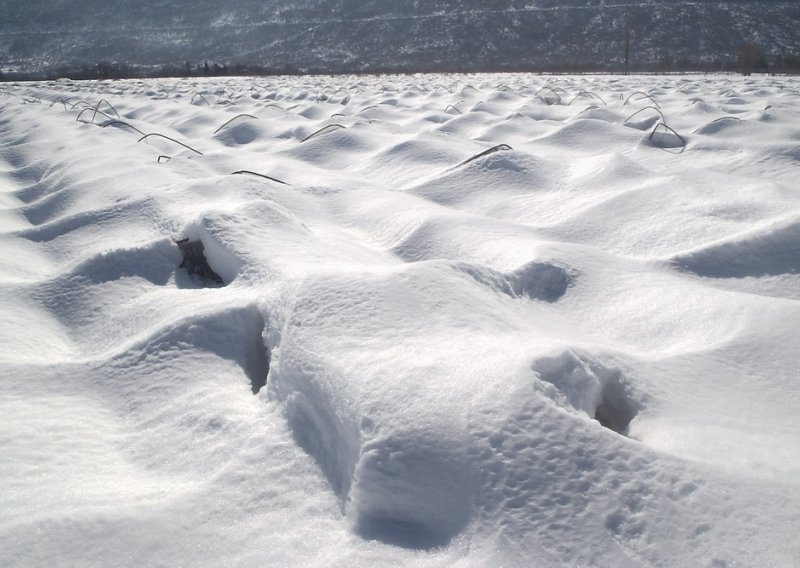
left=1, top=74, right=799, bottom=567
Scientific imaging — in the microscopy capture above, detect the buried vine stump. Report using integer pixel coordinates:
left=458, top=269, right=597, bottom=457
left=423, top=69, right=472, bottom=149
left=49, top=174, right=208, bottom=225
left=175, top=238, right=223, bottom=285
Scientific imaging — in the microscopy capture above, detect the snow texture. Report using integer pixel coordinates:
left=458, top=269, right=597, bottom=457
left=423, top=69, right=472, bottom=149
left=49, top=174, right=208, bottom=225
left=1, top=74, right=799, bottom=567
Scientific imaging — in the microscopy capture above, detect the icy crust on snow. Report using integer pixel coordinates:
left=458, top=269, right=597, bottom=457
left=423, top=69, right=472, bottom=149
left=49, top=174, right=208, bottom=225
left=1, top=75, right=800, bottom=567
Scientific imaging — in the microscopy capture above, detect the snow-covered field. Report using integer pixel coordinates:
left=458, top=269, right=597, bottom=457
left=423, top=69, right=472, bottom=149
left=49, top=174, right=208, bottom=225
left=1, top=74, right=799, bottom=567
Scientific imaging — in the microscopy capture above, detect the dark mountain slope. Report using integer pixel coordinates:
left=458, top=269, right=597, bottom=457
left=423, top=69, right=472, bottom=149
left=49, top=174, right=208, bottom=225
left=1, top=1, right=797, bottom=72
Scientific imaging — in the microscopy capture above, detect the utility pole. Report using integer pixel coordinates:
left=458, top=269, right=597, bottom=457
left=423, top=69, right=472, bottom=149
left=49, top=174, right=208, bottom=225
left=624, top=18, right=631, bottom=75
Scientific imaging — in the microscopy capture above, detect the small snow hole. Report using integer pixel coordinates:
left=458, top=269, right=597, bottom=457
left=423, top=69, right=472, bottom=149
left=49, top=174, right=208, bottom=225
left=249, top=347, right=269, bottom=395
left=176, top=238, right=224, bottom=286
left=533, top=351, right=639, bottom=437
left=508, top=262, right=572, bottom=302
left=593, top=376, right=637, bottom=435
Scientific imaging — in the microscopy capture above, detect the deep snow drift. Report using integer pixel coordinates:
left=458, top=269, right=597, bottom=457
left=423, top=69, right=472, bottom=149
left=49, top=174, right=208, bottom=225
left=1, top=74, right=799, bottom=567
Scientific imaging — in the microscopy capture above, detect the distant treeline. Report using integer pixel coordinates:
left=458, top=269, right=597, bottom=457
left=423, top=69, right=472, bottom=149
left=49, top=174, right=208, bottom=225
left=2, top=54, right=800, bottom=81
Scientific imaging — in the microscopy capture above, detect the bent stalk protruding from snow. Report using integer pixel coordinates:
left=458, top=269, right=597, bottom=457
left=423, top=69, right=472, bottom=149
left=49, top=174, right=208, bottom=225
left=624, top=91, right=661, bottom=109
left=213, top=113, right=258, bottom=135
left=76, top=107, right=116, bottom=125
left=569, top=89, right=606, bottom=105
left=138, top=133, right=204, bottom=156
left=457, top=143, right=513, bottom=168
left=301, top=124, right=345, bottom=143
left=231, top=170, right=290, bottom=185
left=496, top=84, right=522, bottom=96
left=536, top=86, right=562, bottom=106
left=93, top=99, right=120, bottom=120
left=710, top=116, right=742, bottom=124
left=262, top=103, right=287, bottom=112
left=49, top=97, right=72, bottom=111
left=649, top=122, right=687, bottom=152
left=190, top=93, right=210, bottom=106
left=623, top=106, right=666, bottom=125
left=100, top=121, right=146, bottom=136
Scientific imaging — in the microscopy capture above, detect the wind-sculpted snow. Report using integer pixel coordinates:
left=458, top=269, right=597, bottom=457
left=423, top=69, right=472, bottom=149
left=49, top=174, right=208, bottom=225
left=672, top=217, right=800, bottom=279
left=1, top=74, right=800, bottom=567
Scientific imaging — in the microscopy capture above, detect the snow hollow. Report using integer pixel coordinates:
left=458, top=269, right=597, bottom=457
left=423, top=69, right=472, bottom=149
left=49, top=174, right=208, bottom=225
left=1, top=74, right=799, bottom=567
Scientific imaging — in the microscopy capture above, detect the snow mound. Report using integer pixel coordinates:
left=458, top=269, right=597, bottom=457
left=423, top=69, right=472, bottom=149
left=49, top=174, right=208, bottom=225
left=213, top=119, right=263, bottom=145
left=349, top=428, right=476, bottom=549
left=673, top=218, right=800, bottom=278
